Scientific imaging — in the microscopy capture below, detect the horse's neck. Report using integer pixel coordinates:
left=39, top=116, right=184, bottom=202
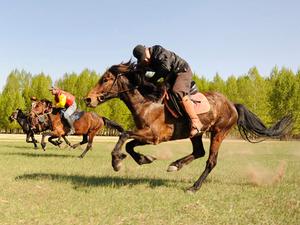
left=17, top=114, right=28, bottom=128
left=120, top=89, right=161, bottom=127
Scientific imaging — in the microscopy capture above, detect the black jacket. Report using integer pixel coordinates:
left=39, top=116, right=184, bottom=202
left=141, top=45, right=190, bottom=82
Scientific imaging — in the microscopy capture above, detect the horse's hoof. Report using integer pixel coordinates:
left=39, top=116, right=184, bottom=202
left=139, top=155, right=156, bottom=165
left=186, top=187, right=197, bottom=195
left=144, top=155, right=156, bottom=163
left=167, top=165, right=178, bottom=172
left=112, top=161, right=122, bottom=172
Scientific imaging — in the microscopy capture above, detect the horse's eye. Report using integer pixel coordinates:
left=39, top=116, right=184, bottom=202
left=103, top=78, right=108, bottom=83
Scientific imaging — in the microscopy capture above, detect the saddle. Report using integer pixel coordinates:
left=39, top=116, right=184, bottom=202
left=59, top=109, right=85, bottom=121
left=163, top=81, right=210, bottom=118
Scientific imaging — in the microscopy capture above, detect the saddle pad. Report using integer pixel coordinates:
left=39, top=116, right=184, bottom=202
left=70, top=111, right=85, bottom=121
left=190, top=93, right=210, bottom=114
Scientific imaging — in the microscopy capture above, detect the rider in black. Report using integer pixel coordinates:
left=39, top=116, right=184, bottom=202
left=133, top=44, right=202, bottom=137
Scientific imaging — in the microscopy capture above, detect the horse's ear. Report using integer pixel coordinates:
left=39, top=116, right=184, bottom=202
left=46, top=101, right=53, bottom=109
left=47, top=101, right=52, bottom=107
left=30, top=96, right=37, bottom=101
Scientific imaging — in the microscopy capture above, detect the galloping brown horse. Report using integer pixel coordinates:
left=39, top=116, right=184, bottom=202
left=84, top=61, right=292, bottom=192
left=30, top=99, right=124, bottom=158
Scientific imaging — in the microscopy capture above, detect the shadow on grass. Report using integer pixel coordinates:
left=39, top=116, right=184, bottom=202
left=0, top=152, right=77, bottom=158
left=1, top=144, right=38, bottom=150
left=15, top=173, right=181, bottom=189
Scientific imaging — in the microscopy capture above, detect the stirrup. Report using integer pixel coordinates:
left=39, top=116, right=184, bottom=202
left=190, top=127, right=202, bottom=138
left=67, top=128, right=75, bottom=135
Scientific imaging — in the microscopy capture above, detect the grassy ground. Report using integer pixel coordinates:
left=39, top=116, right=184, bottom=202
left=0, top=137, right=299, bottom=225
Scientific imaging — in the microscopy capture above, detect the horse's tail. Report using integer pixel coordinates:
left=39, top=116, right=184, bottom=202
left=234, top=104, right=293, bottom=142
left=102, top=117, right=124, bottom=133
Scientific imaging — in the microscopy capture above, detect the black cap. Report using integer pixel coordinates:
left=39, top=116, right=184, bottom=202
left=133, top=45, right=146, bottom=63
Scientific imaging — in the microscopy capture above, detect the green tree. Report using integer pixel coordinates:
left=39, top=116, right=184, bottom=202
left=268, top=67, right=298, bottom=134
left=224, top=75, right=239, bottom=102
left=193, top=73, right=210, bottom=92
left=28, top=73, right=53, bottom=100
left=209, top=73, right=225, bottom=93
left=0, top=71, right=26, bottom=129
left=247, top=67, right=271, bottom=124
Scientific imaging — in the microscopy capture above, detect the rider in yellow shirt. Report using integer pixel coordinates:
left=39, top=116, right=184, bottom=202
left=49, top=87, right=77, bottom=135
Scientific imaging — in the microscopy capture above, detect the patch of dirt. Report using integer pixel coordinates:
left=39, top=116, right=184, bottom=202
left=246, top=161, right=287, bottom=186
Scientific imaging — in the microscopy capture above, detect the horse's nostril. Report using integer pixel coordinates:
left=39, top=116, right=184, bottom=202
left=97, top=95, right=104, bottom=102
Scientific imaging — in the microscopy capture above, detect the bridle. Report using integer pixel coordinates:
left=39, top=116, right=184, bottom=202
left=97, top=72, right=138, bottom=102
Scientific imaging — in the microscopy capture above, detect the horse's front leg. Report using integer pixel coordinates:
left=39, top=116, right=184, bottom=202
left=125, top=140, right=156, bottom=165
left=111, top=132, right=129, bottom=171
left=41, top=132, right=51, bottom=151
left=48, top=136, right=61, bottom=147
left=31, top=133, right=39, bottom=149
left=112, top=129, right=157, bottom=171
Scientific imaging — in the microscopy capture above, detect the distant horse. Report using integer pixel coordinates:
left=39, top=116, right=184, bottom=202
left=10, top=108, right=71, bottom=149
left=84, top=61, right=292, bottom=192
left=30, top=99, right=124, bottom=158
left=9, top=109, right=39, bottom=148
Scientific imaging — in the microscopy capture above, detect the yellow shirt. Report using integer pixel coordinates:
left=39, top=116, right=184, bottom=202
left=55, top=94, right=67, bottom=108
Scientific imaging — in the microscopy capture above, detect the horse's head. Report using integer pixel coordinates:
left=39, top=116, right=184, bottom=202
left=9, top=109, right=22, bottom=122
left=29, top=99, right=53, bottom=129
left=85, top=60, right=136, bottom=108
left=30, top=99, right=53, bottom=117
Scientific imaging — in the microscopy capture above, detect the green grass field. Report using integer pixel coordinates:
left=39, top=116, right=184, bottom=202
left=0, top=137, right=299, bottom=225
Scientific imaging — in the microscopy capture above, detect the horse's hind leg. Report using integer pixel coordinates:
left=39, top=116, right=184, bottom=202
left=187, top=130, right=228, bottom=193
left=125, top=139, right=156, bottom=165
left=72, top=134, right=88, bottom=149
left=167, top=134, right=205, bottom=172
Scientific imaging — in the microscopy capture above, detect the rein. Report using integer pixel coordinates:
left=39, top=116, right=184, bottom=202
left=99, top=73, right=138, bottom=102
left=31, top=107, right=53, bottom=131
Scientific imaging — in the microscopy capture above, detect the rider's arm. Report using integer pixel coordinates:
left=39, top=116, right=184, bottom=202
left=55, top=94, right=67, bottom=108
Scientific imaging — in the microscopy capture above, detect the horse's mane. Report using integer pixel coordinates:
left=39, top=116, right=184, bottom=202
left=39, top=99, right=63, bottom=114
left=40, top=99, right=53, bottom=106
left=108, top=60, right=164, bottom=102
left=16, top=108, right=31, bottom=118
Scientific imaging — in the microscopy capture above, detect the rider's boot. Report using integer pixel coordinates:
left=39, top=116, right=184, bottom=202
left=181, top=95, right=203, bottom=137
left=65, top=117, right=75, bottom=135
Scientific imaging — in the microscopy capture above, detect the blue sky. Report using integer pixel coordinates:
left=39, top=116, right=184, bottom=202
left=0, top=0, right=299, bottom=90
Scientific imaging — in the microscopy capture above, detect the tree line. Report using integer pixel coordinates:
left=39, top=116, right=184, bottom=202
left=0, top=66, right=299, bottom=137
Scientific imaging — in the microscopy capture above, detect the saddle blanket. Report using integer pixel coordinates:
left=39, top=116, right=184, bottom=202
left=70, top=111, right=84, bottom=121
